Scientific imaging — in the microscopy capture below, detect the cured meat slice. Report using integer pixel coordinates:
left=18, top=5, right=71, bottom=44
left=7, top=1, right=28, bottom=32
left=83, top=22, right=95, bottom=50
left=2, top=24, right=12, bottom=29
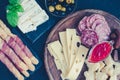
left=6, top=36, right=35, bottom=71
left=78, top=16, right=87, bottom=32
left=12, top=36, right=39, bottom=65
left=0, top=27, right=36, bottom=71
left=78, top=14, right=111, bottom=43
left=0, top=51, right=24, bottom=80
left=81, top=29, right=98, bottom=47
left=0, top=20, right=39, bottom=65
left=0, top=38, right=28, bottom=71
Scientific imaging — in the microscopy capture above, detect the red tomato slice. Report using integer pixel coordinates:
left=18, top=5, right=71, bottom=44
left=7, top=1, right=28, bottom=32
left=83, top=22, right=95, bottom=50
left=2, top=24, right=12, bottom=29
left=88, top=41, right=113, bottom=63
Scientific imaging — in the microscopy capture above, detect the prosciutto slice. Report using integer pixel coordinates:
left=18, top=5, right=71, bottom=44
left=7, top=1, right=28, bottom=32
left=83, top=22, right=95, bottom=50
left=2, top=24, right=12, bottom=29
left=5, top=36, right=35, bottom=71
left=0, top=51, right=24, bottom=80
left=0, top=20, right=39, bottom=65
left=0, top=38, right=28, bottom=71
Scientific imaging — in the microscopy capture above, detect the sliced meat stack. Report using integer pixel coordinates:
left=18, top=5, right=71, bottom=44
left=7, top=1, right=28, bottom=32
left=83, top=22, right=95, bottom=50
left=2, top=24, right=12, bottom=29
left=78, top=14, right=111, bottom=47
left=0, top=20, right=39, bottom=80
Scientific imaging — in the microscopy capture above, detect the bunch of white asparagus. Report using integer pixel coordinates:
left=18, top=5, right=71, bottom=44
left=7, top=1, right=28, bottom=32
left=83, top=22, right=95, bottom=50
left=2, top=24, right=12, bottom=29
left=0, top=20, right=39, bottom=80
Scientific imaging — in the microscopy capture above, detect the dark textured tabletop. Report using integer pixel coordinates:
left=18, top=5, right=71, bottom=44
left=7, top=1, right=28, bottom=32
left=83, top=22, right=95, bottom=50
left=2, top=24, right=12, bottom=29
left=0, top=0, right=120, bottom=80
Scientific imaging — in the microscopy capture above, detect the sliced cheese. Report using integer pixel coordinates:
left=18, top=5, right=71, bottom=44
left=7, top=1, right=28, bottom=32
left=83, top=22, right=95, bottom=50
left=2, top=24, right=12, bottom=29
left=47, top=41, right=66, bottom=75
left=66, top=29, right=76, bottom=64
left=85, top=60, right=100, bottom=72
left=98, top=61, right=105, bottom=72
left=69, top=35, right=81, bottom=68
left=59, top=31, right=68, bottom=66
left=84, top=71, right=95, bottom=80
left=110, top=75, right=117, bottom=80
left=65, top=45, right=88, bottom=80
left=95, top=72, right=108, bottom=80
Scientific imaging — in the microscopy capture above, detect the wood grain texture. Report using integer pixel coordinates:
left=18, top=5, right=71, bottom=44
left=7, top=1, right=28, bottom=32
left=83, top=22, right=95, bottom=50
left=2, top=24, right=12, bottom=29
left=44, top=9, right=120, bottom=80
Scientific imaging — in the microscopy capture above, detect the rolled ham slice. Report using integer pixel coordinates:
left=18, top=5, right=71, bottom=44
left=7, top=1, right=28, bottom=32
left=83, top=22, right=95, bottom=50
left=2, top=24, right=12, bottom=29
left=0, top=20, right=39, bottom=65
left=0, top=51, right=24, bottom=80
left=6, top=36, right=35, bottom=71
left=0, top=38, right=28, bottom=71
left=9, top=36, right=39, bottom=65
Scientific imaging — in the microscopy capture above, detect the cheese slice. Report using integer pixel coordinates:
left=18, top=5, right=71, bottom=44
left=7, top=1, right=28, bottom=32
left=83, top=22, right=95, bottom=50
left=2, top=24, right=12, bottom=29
left=84, top=71, right=95, bottom=80
left=69, top=35, right=81, bottom=68
left=95, top=72, right=108, bottom=80
left=66, top=29, right=76, bottom=64
left=48, top=45, right=62, bottom=70
left=47, top=41, right=66, bottom=75
left=59, top=31, right=68, bottom=66
left=85, top=60, right=100, bottom=72
left=65, top=45, right=88, bottom=80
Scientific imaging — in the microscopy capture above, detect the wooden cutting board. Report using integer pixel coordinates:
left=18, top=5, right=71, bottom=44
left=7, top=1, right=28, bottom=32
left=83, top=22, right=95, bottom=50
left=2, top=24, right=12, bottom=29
left=44, top=9, right=120, bottom=80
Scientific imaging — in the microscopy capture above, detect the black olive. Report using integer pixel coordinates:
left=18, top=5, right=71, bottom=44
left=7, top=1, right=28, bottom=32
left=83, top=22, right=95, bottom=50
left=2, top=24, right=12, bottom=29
left=77, top=42, right=80, bottom=47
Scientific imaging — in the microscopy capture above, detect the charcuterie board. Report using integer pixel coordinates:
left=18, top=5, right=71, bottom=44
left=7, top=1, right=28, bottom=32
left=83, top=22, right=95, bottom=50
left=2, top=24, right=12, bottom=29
left=44, top=9, right=120, bottom=80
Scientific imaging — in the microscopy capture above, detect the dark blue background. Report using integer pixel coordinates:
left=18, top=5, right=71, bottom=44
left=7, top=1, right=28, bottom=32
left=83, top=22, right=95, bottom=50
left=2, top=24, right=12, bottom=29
left=0, top=0, right=120, bottom=80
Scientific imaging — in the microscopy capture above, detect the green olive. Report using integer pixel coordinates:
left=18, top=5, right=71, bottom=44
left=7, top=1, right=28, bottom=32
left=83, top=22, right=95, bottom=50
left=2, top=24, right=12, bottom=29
left=66, top=0, right=72, bottom=4
left=59, top=0, right=64, bottom=2
left=49, top=6, right=55, bottom=12
left=61, top=7, right=66, bottom=12
left=55, top=4, right=62, bottom=11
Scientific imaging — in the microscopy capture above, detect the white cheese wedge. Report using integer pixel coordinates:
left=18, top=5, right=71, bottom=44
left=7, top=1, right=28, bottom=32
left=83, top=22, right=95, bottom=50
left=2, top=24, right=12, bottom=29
left=66, top=29, right=76, bottom=64
left=18, top=0, right=49, bottom=33
left=69, top=35, right=81, bottom=69
left=31, top=10, right=49, bottom=27
left=65, top=45, right=88, bottom=80
left=59, top=31, right=68, bottom=66
left=47, top=41, right=67, bottom=75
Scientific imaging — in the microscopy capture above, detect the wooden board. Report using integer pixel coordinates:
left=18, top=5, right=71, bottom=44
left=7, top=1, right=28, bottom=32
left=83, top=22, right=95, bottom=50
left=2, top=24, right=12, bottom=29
left=44, top=9, right=120, bottom=80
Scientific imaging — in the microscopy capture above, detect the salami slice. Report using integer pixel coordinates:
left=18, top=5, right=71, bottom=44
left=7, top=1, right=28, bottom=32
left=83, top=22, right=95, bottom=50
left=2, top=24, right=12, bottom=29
left=81, top=29, right=98, bottom=47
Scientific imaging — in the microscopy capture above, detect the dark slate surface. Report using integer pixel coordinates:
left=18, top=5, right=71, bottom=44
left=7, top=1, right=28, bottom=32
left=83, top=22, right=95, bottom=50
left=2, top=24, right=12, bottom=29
left=0, top=0, right=120, bottom=80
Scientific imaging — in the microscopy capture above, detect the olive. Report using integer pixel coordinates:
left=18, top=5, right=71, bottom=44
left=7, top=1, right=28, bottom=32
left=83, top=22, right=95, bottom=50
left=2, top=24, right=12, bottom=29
left=49, top=6, right=55, bottom=12
left=61, top=12, right=66, bottom=15
left=55, top=4, right=62, bottom=11
left=59, top=0, right=64, bottom=2
left=66, top=0, right=72, bottom=4
left=68, top=7, right=72, bottom=11
left=55, top=11, right=59, bottom=15
left=61, top=7, right=66, bottom=12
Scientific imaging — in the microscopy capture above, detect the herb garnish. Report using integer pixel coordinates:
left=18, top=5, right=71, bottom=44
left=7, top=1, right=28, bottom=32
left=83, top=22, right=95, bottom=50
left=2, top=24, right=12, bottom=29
left=6, top=0, right=24, bottom=27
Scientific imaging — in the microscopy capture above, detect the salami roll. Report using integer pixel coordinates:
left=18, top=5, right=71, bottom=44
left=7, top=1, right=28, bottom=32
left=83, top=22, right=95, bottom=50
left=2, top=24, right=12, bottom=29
left=0, top=51, right=24, bottom=80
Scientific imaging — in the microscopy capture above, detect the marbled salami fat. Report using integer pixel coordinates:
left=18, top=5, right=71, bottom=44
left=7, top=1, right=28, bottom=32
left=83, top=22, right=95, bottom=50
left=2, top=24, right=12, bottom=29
left=81, top=29, right=98, bottom=47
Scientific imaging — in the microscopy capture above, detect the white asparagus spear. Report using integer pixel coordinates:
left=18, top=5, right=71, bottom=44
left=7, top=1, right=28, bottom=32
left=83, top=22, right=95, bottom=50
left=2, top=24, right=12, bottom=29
left=0, top=20, right=39, bottom=65
left=0, top=38, right=28, bottom=71
left=5, top=36, right=35, bottom=71
left=0, top=27, right=35, bottom=71
left=0, top=51, right=24, bottom=80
